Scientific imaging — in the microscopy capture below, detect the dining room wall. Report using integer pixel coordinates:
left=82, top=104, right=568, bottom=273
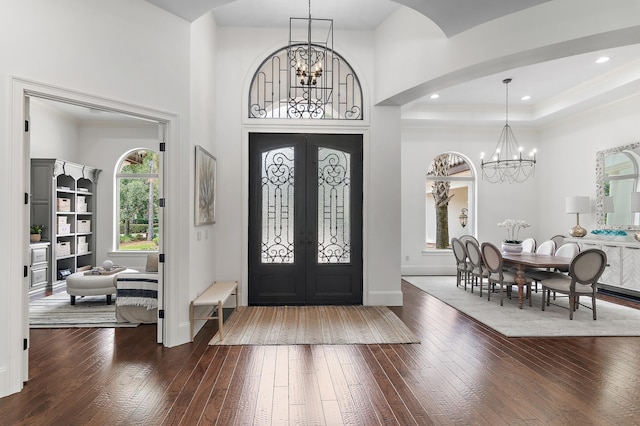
left=400, top=91, right=640, bottom=276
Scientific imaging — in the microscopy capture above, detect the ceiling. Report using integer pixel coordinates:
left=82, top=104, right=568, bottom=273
left=37, top=0, right=640, bottom=126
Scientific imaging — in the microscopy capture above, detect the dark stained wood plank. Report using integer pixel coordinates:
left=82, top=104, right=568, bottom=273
left=3, top=280, right=640, bottom=425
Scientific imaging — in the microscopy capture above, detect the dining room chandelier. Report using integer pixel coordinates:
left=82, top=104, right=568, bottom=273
left=481, top=78, right=537, bottom=183
left=287, top=0, right=333, bottom=118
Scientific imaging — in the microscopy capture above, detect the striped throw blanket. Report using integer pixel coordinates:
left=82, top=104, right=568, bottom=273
left=116, top=273, right=158, bottom=310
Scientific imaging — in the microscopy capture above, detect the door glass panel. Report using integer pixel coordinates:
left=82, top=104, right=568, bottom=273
left=261, top=147, right=295, bottom=263
left=318, top=147, right=351, bottom=263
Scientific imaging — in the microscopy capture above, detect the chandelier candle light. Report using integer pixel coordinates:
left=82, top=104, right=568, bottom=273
left=288, top=0, right=333, bottom=117
left=481, top=78, right=537, bottom=183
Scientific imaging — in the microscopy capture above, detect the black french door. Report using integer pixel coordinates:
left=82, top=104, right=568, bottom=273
left=248, top=133, right=363, bottom=305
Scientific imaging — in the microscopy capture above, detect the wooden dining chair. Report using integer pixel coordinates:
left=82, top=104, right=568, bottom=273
left=540, top=248, right=607, bottom=320
left=481, top=242, right=532, bottom=307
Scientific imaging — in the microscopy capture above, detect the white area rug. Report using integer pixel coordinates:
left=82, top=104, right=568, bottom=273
left=29, top=291, right=137, bottom=328
left=403, top=276, right=640, bottom=337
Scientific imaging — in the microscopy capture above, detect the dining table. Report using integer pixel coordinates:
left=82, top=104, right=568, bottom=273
left=501, top=252, right=572, bottom=309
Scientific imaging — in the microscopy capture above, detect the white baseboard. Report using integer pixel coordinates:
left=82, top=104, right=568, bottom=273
left=367, top=290, right=403, bottom=306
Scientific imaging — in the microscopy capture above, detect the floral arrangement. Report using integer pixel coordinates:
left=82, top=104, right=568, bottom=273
left=498, top=219, right=530, bottom=243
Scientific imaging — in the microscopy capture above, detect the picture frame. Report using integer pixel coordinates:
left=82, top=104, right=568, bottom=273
left=195, top=145, right=216, bottom=225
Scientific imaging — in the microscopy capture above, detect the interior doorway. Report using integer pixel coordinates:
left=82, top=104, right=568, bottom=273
left=248, top=133, right=363, bottom=305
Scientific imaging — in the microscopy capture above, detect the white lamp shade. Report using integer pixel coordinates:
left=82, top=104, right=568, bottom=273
left=631, top=192, right=640, bottom=212
left=604, top=196, right=615, bottom=213
left=566, top=196, right=590, bottom=214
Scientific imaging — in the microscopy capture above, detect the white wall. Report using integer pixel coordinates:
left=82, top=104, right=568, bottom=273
left=214, top=26, right=403, bottom=306
left=76, top=123, right=159, bottom=269
left=401, top=124, right=539, bottom=275
left=1, top=0, right=191, bottom=397
left=537, top=93, right=640, bottom=236
left=30, top=101, right=79, bottom=158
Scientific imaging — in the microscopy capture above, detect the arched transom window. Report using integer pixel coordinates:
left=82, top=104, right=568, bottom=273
left=249, top=44, right=363, bottom=120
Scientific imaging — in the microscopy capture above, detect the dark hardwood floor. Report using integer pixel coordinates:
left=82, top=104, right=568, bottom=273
left=3, top=280, right=640, bottom=425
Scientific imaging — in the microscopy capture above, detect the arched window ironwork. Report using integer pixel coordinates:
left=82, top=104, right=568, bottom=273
left=249, top=44, right=363, bottom=120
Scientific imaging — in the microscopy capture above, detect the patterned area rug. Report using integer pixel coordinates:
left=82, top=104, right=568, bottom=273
left=404, top=276, right=640, bottom=337
left=209, top=305, right=419, bottom=345
left=29, top=291, right=137, bottom=328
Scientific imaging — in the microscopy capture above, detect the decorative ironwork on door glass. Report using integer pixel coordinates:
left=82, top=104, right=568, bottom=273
left=318, top=147, right=351, bottom=263
left=261, top=147, right=295, bottom=263
left=249, top=44, right=363, bottom=120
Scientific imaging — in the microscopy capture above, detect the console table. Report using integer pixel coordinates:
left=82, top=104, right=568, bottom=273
left=566, top=237, right=640, bottom=297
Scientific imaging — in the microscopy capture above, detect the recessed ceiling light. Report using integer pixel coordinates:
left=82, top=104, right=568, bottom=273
left=430, top=93, right=440, bottom=99
left=595, top=56, right=610, bottom=64
left=521, top=95, right=531, bottom=101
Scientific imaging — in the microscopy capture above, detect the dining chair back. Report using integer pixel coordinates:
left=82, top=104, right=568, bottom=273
left=451, top=238, right=471, bottom=290
left=459, top=234, right=479, bottom=246
left=550, top=234, right=566, bottom=248
left=481, top=242, right=530, bottom=306
left=554, top=242, right=580, bottom=272
left=536, top=240, right=556, bottom=255
left=465, top=239, right=489, bottom=296
left=521, top=237, right=536, bottom=253
left=540, top=248, right=607, bottom=319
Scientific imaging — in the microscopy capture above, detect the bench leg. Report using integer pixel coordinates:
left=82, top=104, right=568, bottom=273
left=70, top=295, right=76, bottom=305
left=106, top=295, right=112, bottom=305
left=218, top=300, right=224, bottom=342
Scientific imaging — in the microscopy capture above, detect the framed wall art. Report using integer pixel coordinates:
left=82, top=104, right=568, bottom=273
left=195, top=145, right=216, bottom=225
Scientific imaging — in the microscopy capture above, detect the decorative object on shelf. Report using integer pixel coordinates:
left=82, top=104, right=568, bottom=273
left=459, top=208, right=468, bottom=228
left=195, top=145, right=217, bottom=225
left=631, top=191, right=640, bottom=242
left=481, top=78, right=537, bottom=183
left=566, top=196, right=590, bottom=237
left=30, top=224, right=45, bottom=242
left=590, top=229, right=628, bottom=236
left=498, top=218, right=530, bottom=244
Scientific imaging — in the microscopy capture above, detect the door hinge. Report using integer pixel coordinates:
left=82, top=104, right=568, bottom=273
left=159, top=254, right=165, bottom=263
left=24, top=192, right=29, bottom=205
left=159, top=142, right=166, bottom=152
left=24, top=265, right=28, bottom=278
left=24, top=338, right=28, bottom=350
left=25, top=120, right=29, bottom=132
left=159, top=198, right=166, bottom=208
left=159, top=310, right=165, bottom=319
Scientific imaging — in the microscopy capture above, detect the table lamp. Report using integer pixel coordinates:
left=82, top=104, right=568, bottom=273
left=631, top=192, right=640, bottom=242
left=566, top=196, right=590, bottom=237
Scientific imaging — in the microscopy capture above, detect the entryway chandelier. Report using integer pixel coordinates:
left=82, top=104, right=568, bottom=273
left=481, top=78, right=537, bottom=183
left=288, top=0, right=333, bottom=118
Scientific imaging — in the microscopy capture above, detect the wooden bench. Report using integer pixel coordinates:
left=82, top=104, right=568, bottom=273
left=190, top=280, right=238, bottom=342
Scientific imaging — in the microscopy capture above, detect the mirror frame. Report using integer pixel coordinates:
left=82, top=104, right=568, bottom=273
left=596, top=142, right=640, bottom=230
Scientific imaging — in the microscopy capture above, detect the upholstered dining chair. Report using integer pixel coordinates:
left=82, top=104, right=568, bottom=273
left=540, top=248, right=607, bottom=320
left=465, top=239, right=489, bottom=296
left=481, top=242, right=532, bottom=307
left=459, top=234, right=479, bottom=246
left=521, top=237, right=536, bottom=253
left=451, top=238, right=472, bottom=290
left=550, top=234, right=566, bottom=248
left=526, top=242, right=580, bottom=293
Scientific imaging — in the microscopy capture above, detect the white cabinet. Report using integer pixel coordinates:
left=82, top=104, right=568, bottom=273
left=31, top=159, right=101, bottom=290
left=29, top=242, right=50, bottom=292
left=567, top=238, right=640, bottom=297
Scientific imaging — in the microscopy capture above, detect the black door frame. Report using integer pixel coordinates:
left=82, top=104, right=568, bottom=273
left=248, top=133, right=363, bottom=305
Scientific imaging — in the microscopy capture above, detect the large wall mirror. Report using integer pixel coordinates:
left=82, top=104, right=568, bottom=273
left=596, top=142, right=640, bottom=230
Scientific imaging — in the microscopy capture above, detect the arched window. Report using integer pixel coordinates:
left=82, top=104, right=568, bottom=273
left=248, top=44, right=363, bottom=120
left=115, top=149, right=159, bottom=251
left=425, top=153, right=476, bottom=249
